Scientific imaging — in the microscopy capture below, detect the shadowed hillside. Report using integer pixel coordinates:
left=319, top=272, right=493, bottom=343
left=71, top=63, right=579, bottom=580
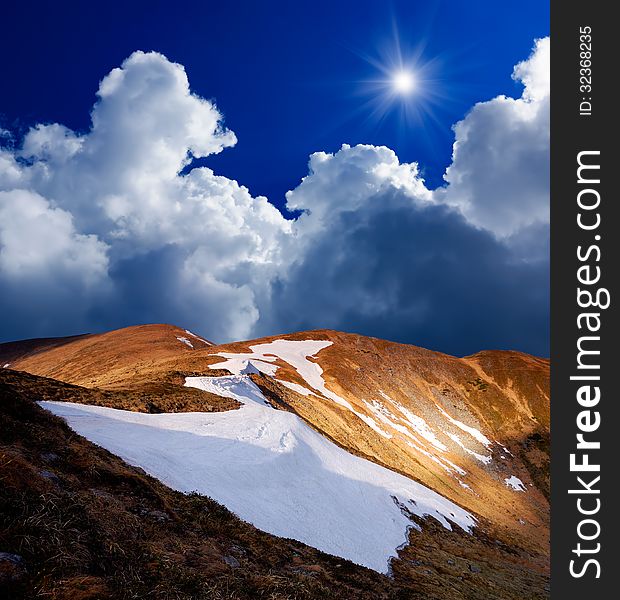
left=1, top=324, right=549, bottom=598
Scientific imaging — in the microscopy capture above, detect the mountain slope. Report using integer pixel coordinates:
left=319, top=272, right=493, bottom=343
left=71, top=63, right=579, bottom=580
left=0, top=324, right=214, bottom=389
left=1, top=368, right=549, bottom=600
left=40, top=374, right=475, bottom=573
left=0, top=369, right=399, bottom=599
left=1, top=324, right=549, bottom=597
left=110, top=328, right=548, bottom=558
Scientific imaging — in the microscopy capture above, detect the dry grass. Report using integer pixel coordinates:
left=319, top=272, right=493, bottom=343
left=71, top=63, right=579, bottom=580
left=1, top=370, right=398, bottom=599
left=0, top=324, right=550, bottom=599
left=0, top=369, right=550, bottom=599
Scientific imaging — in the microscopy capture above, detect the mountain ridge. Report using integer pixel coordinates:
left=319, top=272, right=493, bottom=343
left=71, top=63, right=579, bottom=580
left=1, top=323, right=549, bottom=597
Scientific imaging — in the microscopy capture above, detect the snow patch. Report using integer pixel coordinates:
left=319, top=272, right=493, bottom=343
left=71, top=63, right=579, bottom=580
left=435, top=404, right=492, bottom=448
left=504, top=475, right=526, bottom=492
left=40, top=375, right=475, bottom=573
left=210, top=340, right=332, bottom=388
left=176, top=336, right=194, bottom=349
left=405, top=441, right=466, bottom=476
left=393, top=401, right=448, bottom=452
left=209, top=339, right=391, bottom=437
left=364, top=400, right=409, bottom=436
left=184, top=374, right=269, bottom=406
left=275, top=379, right=318, bottom=397
left=209, top=353, right=279, bottom=376
left=365, top=398, right=468, bottom=475
left=363, top=399, right=457, bottom=445
left=445, top=432, right=492, bottom=464
left=499, top=444, right=513, bottom=456
left=184, top=329, right=212, bottom=345
left=355, top=412, right=392, bottom=439
left=2, top=363, right=9, bottom=369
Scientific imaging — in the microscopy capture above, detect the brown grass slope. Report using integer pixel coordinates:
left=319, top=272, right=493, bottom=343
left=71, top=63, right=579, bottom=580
left=3, top=326, right=550, bottom=538
left=0, top=369, right=397, bottom=599
left=135, top=328, right=549, bottom=559
left=1, top=324, right=549, bottom=596
left=1, top=369, right=549, bottom=599
left=0, top=334, right=90, bottom=366
left=0, top=324, right=214, bottom=390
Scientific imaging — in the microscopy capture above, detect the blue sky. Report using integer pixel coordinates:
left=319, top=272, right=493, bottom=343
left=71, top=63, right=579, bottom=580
left=2, top=0, right=548, bottom=203
left=0, top=1, right=550, bottom=355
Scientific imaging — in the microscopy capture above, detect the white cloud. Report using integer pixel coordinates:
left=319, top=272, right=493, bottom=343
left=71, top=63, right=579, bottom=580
left=0, top=189, right=111, bottom=339
left=0, top=41, right=549, bottom=353
left=20, top=123, right=84, bottom=164
left=286, top=144, right=432, bottom=239
left=513, top=37, right=550, bottom=102
left=0, top=150, right=23, bottom=189
left=0, top=189, right=108, bottom=282
left=1, top=51, right=290, bottom=342
left=260, top=139, right=548, bottom=355
left=437, top=38, right=549, bottom=239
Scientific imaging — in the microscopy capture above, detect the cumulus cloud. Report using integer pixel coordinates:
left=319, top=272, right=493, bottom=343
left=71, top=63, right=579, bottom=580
left=437, top=37, right=549, bottom=240
left=0, top=189, right=110, bottom=338
left=260, top=142, right=548, bottom=355
left=0, top=189, right=108, bottom=280
left=0, top=40, right=549, bottom=355
left=1, top=51, right=289, bottom=342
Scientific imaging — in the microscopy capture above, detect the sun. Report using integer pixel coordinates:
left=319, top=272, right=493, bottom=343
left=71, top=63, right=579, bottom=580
left=392, top=70, right=416, bottom=94
left=348, top=23, right=450, bottom=132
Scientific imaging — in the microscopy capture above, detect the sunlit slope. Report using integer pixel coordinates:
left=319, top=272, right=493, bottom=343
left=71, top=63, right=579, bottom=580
left=41, top=373, right=475, bottom=573
left=3, top=325, right=549, bottom=558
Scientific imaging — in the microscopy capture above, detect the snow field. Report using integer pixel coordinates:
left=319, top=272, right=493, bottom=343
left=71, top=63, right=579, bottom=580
left=40, top=373, right=475, bottom=573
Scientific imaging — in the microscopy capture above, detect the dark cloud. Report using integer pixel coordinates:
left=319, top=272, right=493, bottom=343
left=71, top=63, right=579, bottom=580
left=0, top=43, right=549, bottom=356
left=264, top=193, right=548, bottom=356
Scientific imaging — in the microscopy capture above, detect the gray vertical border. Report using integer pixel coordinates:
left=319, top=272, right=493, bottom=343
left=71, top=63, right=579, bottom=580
left=551, top=2, right=616, bottom=597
